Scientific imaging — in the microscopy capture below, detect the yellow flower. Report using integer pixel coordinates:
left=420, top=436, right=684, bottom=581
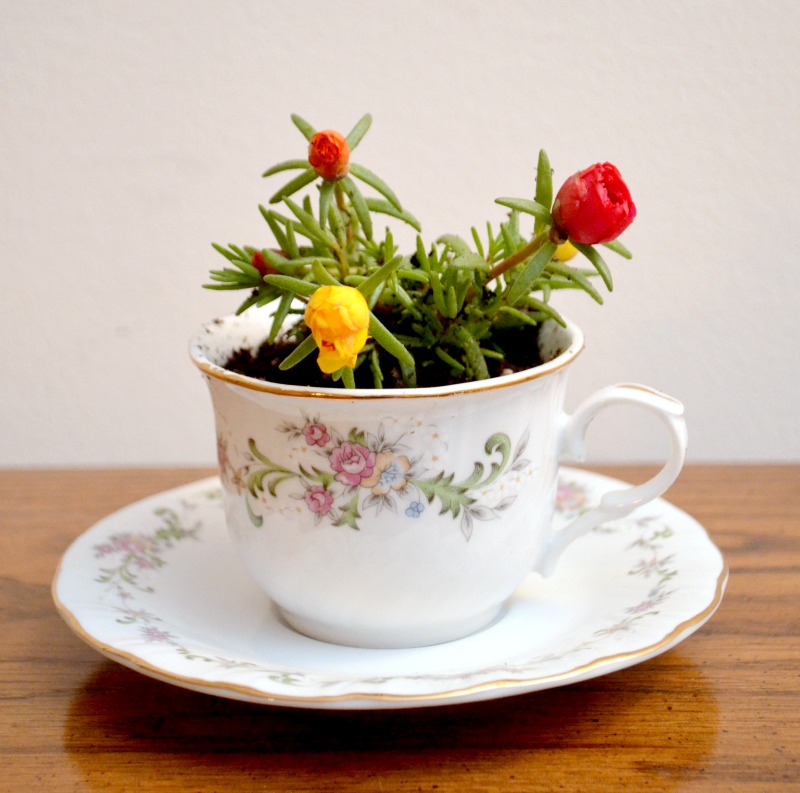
left=553, top=241, right=578, bottom=262
left=304, top=285, right=370, bottom=373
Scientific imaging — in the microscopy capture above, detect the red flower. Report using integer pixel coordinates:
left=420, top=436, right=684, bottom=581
left=308, top=129, right=350, bottom=181
left=551, top=163, right=636, bottom=245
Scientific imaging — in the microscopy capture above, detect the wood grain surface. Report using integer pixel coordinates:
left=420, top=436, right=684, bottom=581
left=1, top=465, right=798, bottom=792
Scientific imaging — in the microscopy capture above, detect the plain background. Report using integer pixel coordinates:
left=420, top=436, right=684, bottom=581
left=2, top=0, right=798, bottom=467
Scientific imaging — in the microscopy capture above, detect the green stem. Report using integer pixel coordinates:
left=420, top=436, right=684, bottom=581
left=334, top=183, right=353, bottom=254
left=341, top=367, right=356, bottom=389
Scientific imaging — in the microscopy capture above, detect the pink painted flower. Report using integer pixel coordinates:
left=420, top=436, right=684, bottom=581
left=304, top=485, right=334, bottom=515
left=303, top=422, right=330, bottom=447
left=329, top=442, right=376, bottom=487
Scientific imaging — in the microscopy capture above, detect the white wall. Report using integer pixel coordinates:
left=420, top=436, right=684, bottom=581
left=2, top=0, right=798, bottom=466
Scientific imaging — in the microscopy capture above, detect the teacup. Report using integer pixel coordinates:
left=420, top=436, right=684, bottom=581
left=190, top=311, right=687, bottom=648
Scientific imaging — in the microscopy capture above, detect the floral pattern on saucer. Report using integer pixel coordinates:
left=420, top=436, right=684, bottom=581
left=54, top=470, right=726, bottom=708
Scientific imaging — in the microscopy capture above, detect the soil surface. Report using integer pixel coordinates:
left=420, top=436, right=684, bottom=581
left=223, top=322, right=544, bottom=389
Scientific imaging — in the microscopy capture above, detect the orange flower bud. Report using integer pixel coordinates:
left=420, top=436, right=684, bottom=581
left=308, top=130, right=350, bottom=181
left=304, top=285, right=370, bottom=373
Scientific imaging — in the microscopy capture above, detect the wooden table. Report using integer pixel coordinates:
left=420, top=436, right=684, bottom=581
left=2, top=465, right=798, bottom=791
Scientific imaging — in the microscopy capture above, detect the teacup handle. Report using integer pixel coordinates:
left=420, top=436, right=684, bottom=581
left=537, top=383, right=688, bottom=577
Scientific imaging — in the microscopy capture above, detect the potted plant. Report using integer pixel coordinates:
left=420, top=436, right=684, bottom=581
left=190, top=114, right=687, bottom=648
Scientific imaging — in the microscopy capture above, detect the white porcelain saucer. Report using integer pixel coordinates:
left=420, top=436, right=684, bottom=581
left=53, top=468, right=727, bottom=710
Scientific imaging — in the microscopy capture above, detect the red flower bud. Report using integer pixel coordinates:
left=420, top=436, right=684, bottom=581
left=551, top=163, right=636, bottom=245
left=308, top=129, right=350, bottom=181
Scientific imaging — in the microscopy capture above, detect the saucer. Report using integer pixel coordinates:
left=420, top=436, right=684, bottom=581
left=53, top=468, right=727, bottom=710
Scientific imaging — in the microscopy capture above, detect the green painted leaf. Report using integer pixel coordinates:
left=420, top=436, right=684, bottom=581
left=334, top=493, right=362, bottom=530
left=413, top=472, right=475, bottom=519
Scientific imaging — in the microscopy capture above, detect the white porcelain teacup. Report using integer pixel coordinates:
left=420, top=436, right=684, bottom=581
left=190, top=311, right=687, bottom=648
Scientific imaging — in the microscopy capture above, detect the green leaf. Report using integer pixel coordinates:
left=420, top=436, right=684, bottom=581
left=368, top=312, right=415, bottom=371
left=364, top=199, right=421, bottom=231
left=495, top=197, right=552, bottom=223
left=291, top=114, right=316, bottom=140
left=279, top=334, right=318, bottom=370
left=445, top=285, right=458, bottom=318
left=452, top=251, right=489, bottom=270
left=210, top=242, right=240, bottom=262
left=470, top=226, right=486, bottom=259
left=262, top=159, right=312, bottom=178
left=341, top=176, right=372, bottom=240
left=452, top=326, right=489, bottom=380
left=345, top=113, right=372, bottom=150
left=349, top=162, right=402, bottom=209
left=258, top=206, right=289, bottom=252
left=318, top=179, right=335, bottom=230
left=573, top=242, right=613, bottom=291
left=496, top=305, right=539, bottom=326
left=283, top=197, right=339, bottom=249
left=369, top=348, right=384, bottom=388
left=284, top=219, right=300, bottom=258
left=549, top=261, right=604, bottom=304
left=268, top=292, right=294, bottom=343
left=503, top=240, right=558, bottom=306
left=511, top=297, right=566, bottom=326
left=356, top=254, right=402, bottom=296
left=534, top=149, right=553, bottom=234
left=435, top=347, right=466, bottom=374
left=311, top=259, right=340, bottom=286
left=269, top=168, right=317, bottom=205
left=262, top=274, right=318, bottom=297
left=340, top=367, right=356, bottom=389
left=603, top=239, right=633, bottom=259
left=437, top=234, right=472, bottom=257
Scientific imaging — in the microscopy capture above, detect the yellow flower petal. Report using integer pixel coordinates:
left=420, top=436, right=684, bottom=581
left=305, top=286, right=370, bottom=373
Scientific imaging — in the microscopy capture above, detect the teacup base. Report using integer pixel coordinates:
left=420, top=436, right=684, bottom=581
left=279, top=603, right=506, bottom=649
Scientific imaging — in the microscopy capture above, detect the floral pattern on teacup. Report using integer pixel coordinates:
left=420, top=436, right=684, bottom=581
left=218, top=416, right=533, bottom=539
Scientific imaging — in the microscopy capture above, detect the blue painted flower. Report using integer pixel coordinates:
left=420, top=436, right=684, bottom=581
left=405, top=501, right=425, bottom=518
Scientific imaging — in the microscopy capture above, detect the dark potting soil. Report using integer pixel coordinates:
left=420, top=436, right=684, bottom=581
left=223, top=322, right=545, bottom=389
